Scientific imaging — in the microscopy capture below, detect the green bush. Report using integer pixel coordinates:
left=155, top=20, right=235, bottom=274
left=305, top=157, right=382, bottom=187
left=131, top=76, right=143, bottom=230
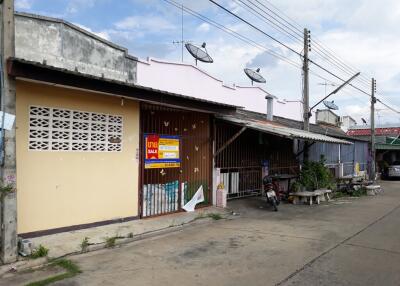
left=298, top=156, right=335, bottom=191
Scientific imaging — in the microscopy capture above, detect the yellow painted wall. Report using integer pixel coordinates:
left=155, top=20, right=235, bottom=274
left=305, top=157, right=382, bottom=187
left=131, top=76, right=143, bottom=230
left=16, top=81, right=140, bottom=234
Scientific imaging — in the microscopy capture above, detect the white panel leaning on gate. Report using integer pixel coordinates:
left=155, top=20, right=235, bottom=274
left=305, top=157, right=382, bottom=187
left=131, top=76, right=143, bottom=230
left=182, top=185, right=204, bottom=212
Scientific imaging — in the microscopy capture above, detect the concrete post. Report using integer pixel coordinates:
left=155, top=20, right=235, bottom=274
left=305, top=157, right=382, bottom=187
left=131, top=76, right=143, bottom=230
left=0, top=0, right=18, bottom=264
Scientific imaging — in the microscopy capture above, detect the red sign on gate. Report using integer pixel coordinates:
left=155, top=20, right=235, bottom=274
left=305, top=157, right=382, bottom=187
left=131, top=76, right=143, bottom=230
left=145, top=135, right=159, bottom=160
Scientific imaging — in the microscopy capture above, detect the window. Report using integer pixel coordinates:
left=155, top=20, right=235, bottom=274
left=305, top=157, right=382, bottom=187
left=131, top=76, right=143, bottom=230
left=29, top=106, right=123, bottom=152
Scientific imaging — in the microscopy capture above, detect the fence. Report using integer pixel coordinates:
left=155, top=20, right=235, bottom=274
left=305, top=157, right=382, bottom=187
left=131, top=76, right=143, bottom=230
left=215, top=121, right=299, bottom=199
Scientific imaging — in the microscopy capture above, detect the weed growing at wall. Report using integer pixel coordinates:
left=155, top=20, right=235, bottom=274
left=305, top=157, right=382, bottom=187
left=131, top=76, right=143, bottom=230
left=80, top=237, right=90, bottom=253
left=30, top=245, right=49, bottom=259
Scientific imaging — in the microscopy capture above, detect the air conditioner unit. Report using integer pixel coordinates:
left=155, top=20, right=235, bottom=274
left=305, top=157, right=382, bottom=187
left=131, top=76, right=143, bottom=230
left=18, top=238, right=33, bottom=256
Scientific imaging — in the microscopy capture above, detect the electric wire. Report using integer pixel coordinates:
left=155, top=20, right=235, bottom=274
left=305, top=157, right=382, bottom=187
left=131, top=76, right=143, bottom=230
left=163, top=0, right=302, bottom=69
left=168, top=0, right=400, bottom=116
left=244, top=0, right=372, bottom=86
left=208, top=0, right=373, bottom=98
left=243, top=0, right=371, bottom=88
left=208, top=0, right=302, bottom=56
left=248, top=1, right=400, bottom=112
left=235, top=0, right=303, bottom=45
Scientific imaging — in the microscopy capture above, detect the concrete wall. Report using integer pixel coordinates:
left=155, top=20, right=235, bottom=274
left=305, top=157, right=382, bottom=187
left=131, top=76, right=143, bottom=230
left=341, top=116, right=357, bottom=132
left=137, top=58, right=303, bottom=120
left=16, top=81, right=140, bottom=234
left=316, top=109, right=339, bottom=126
left=15, top=13, right=137, bottom=84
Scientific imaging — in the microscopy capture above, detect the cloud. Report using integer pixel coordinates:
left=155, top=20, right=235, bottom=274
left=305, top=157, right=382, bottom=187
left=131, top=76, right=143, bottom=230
left=73, top=23, right=110, bottom=41
left=246, top=50, right=280, bottom=69
left=15, top=0, right=33, bottom=9
left=114, top=15, right=175, bottom=32
left=197, top=23, right=210, bottom=33
left=66, top=0, right=95, bottom=14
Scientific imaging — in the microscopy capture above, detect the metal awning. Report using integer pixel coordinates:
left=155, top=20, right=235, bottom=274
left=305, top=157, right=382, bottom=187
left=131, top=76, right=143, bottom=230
left=376, top=143, right=400, bottom=150
left=217, top=114, right=352, bottom=145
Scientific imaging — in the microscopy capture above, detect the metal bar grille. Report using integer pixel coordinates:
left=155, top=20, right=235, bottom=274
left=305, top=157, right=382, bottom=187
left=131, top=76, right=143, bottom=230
left=140, top=104, right=212, bottom=217
left=215, top=121, right=299, bottom=199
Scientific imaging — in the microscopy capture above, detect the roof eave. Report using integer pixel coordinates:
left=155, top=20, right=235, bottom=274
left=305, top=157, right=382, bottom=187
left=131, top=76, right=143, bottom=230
left=7, top=58, right=239, bottom=114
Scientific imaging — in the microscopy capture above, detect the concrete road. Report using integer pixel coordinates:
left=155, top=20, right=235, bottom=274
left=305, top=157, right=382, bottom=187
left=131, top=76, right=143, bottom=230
left=12, top=181, right=400, bottom=285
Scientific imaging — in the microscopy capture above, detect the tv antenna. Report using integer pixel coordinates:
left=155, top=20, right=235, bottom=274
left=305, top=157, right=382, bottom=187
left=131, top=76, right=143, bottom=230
left=244, top=68, right=266, bottom=86
left=318, top=81, right=336, bottom=97
left=172, top=4, right=184, bottom=62
left=185, top=42, right=213, bottom=66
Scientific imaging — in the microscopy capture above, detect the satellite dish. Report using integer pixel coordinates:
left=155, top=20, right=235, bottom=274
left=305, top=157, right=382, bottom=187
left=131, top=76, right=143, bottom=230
left=323, top=100, right=339, bottom=110
left=361, top=118, right=367, bottom=124
left=244, top=68, right=266, bottom=85
left=185, top=42, right=213, bottom=65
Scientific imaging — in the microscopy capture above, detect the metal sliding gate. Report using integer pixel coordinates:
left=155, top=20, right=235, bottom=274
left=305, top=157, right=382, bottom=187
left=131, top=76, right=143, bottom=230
left=215, top=121, right=299, bottom=199
left=140, top=104, right=212, bottom=217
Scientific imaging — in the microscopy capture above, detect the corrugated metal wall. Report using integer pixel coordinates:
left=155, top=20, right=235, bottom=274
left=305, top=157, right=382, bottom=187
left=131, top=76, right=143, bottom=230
left=140, top=104, right=212, bottom=217
left=301, top=140, right=369, bottom=176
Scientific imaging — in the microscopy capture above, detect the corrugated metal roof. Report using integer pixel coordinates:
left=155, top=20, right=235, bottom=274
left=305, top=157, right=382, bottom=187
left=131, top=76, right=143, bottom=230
left=217, top=113, right=352, bottom=145
left=234, top=109, right=367, bottom=142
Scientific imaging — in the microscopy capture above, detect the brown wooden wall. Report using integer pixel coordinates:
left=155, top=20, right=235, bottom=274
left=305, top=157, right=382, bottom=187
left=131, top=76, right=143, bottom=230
left=140, top=103, right=212, bottom=216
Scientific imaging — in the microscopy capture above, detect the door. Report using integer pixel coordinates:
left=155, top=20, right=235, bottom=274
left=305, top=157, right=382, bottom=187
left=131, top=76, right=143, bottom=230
left=140, top=104, right=212, bottom=217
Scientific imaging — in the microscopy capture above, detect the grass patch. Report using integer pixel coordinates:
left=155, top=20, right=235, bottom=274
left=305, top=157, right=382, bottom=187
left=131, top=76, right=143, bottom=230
left=104, top=235, right=124, bottom=248
left=332, top=187, right=367, bottom=199
left=105, top=236, right=117, bottom=248
left=30, top=245, right=49, bottom=259
left=207, top=213, right=223, bottom=220
left=25, top=259, right=81, bottom=286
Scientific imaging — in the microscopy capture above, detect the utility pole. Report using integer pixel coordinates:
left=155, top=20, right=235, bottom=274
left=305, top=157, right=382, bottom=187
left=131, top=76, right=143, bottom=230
left=370, top=78, right=377, bottom=181
left=302, top=28, right=310, bottom=161
left=302, top=28, right=310, bottom=132
left=0, top=0, right=17, bottom=263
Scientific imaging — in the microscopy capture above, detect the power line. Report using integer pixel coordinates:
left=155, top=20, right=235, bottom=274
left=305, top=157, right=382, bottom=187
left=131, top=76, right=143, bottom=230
left=208, top=0, right=373, bottom=98
left=242, top=0, right=371, bottom=88
left=233, top=0, right=303, bottom=47
left=168, top=0, right=400, bottom=117
left=376, top=98, right=400, bottom=114
left=208, top=0, right=302, bottom=56
left=249, top=0, right=372, bottom=85
left=242, top=0, right=303, bottom=40
left=163, top=0, right=302, bottom=69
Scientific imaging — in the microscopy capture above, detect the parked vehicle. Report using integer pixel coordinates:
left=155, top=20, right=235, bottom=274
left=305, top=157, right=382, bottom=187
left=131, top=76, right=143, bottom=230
left=262, top=176, right=280, bottom=211
left=387, top=161, right=400, bottom=179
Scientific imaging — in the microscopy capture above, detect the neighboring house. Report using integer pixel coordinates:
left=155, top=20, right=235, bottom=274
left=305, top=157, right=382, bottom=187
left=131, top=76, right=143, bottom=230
left=347, top=124, right=400, bottom=170
left=136, top=57, right=304, bottom=121
left=214, top=109, right=351, bottom=199
left=232, top=109, right=370, bottom=179
left=341, top=115, right=357, bottom=132
left=316, top=109, right=340, bottom=126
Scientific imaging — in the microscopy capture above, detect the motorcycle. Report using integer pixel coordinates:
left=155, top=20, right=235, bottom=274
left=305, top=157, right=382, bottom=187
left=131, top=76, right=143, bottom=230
left=262, top=176, right=280, bottom=211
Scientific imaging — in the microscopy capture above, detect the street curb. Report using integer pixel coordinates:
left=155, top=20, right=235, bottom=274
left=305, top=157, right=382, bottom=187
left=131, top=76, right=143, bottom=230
left=0, top=257, right=48, bottom=276
left=0, top=212, right=233, bottom=276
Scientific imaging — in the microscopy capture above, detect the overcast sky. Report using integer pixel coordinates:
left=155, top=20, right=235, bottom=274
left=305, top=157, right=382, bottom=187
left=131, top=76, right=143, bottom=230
left=15, top=0, right=400, bottom=125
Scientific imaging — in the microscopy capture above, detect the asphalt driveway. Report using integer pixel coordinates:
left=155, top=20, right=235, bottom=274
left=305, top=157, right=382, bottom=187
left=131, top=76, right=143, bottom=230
left=4, top=180, right=400, bottom=286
